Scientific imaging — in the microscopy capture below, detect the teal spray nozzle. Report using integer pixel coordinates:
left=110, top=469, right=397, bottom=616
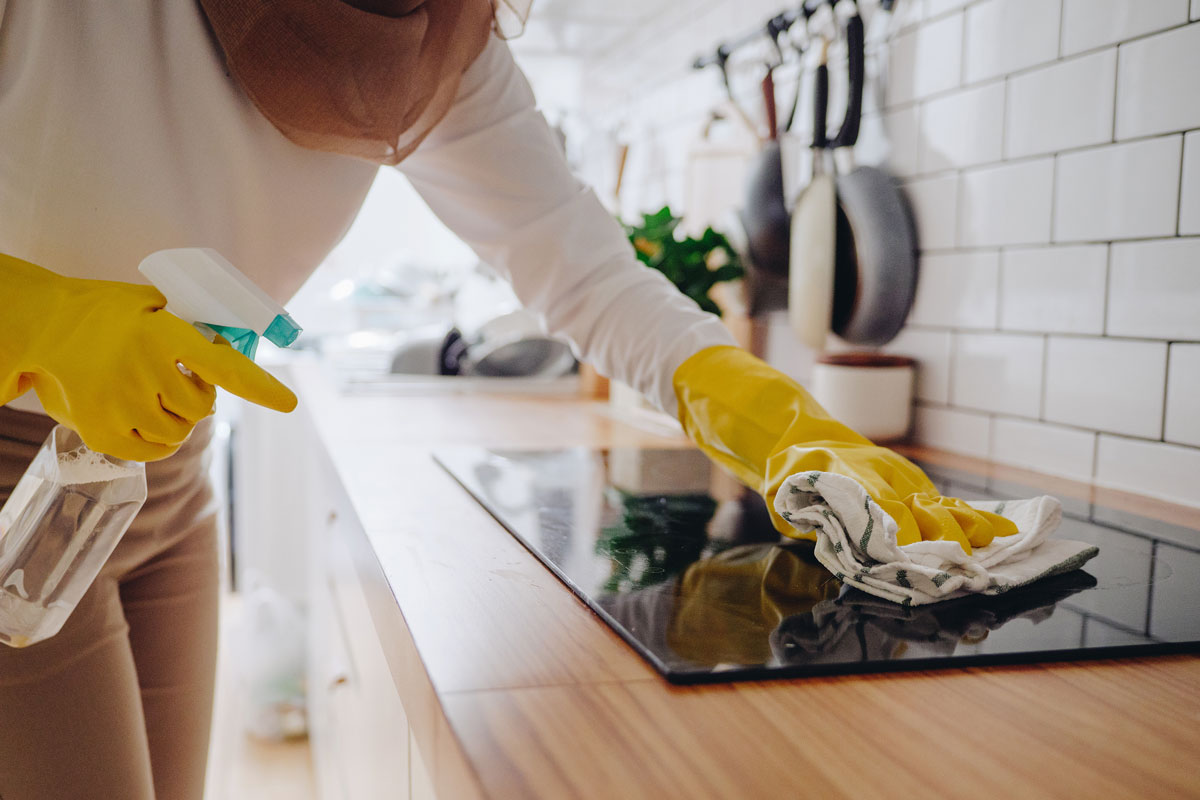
left=138, top=248, right=302, bottom=359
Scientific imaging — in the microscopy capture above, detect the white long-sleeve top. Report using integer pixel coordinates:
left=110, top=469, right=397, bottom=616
left=0, top=1, right=734, bottom=416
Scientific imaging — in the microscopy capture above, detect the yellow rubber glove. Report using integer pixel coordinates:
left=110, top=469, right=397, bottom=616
left=673, top=346, right=1017, bottom=555
left=0, top=253, right=297, bottom=461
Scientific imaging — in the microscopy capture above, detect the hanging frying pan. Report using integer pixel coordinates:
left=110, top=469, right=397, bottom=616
left=828, top=7, right=917, bottom=345
left=738, top=60, right=789, bottom=278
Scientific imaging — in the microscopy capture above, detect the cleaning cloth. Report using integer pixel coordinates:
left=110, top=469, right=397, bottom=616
left=774, top=471, right=1099, bottom=606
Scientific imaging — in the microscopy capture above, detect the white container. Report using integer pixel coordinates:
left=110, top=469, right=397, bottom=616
left=0, top=426, right=147, bottom=647
left=811, top=353, right=915, bottom=442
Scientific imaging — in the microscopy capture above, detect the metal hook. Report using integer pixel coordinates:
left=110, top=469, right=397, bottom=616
left=712, top=43, right=763, bottom=142
left=765, top=13, right=790, bottom=67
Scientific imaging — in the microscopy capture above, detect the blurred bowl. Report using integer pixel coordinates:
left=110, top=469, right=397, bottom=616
left=463, top=336, right=576, bottom=378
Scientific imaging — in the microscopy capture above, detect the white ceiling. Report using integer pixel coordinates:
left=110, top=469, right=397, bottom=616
left=506, top=0, right=682, bottom=58
left=519, top=0, right=681, bottom=25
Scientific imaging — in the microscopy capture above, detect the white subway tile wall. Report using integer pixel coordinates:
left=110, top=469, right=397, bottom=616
left=885, top=28, right=920, bottom=106
left=903, top=174, right=959, bottom=250
left=896, top=13, right=964, bottom=103
left=884, top=106, right=921, bottom=176
left=963, top=0, right=1061, bottom=84
left=990, top=417, right=1097, bottom=482
left=1107, top=238, right=1200, bottom=339
left=858, top=106, right=921, bottom=176
left=925, top=0, right=971, bottom=18
left=1181, top=131, right=1200, bottom=234
left=912, top=405, right=992, bottom=457
left=959, top=158, right=1054, bottom=246
left=1060, top=0, right=1189, bottom=56
left=882, top=328, right=953, bottom=403
left=1096, top=435, right=1200, bottom=507
left=919, top=81, right=1004, bottom=170
left=1044, top=337, right=1167, bottom=439
left=951, top=332, right=1044, bottom=416
left=1165, top=344, right=1200, bottom=447
left=907, top=251, right=999, bottom=328
left=1114, top=23, right=1200, bottom=140
left=573, top=5, right=1200, bottom=504
left=1053, top=136, right=1182, bottom=242
left=1004, top=51, right=1117, bottom=159
left=1000, top=245, right=1107, bottom=334
left=890, top=0, right=926, bottom=32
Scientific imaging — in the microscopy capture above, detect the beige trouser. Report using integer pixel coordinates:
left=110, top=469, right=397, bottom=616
left=0, top=407, right=220, bottom=800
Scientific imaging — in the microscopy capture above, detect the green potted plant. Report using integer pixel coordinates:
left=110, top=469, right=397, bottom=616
left=624, top=206, right=744, bottom=317
left=607, top=206, right=745, bottom=415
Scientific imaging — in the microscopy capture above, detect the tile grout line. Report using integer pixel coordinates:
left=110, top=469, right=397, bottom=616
left=910, top=233, right=1200, bottom=258
left=986, top=406, right=997, bottom=461
left=902, top=322, right=1200, bottom=346
left=998, top=76, right=1010, bottom=161
left=947, top=330, right=959, bottom=407
left=956, top=5, right=968, bottom=88
left=1111, top=41, right=1121, bottom=143
left=1048, top=152, right=1059, bottom=244
left=1160, top=344, right=1173, bottom=443
left=1101, top=243, right=1113, bottom=337
left=1056, top=0, right=1066, bottom=58
left=1039, top=333, right=1050, bottom=423
left=918, top=401, right=1198, bottom=445
left=1175, top=135, right=1187, bottom=237
left=908, top=17, right=1193, bottom=94
left=993, top=247, right=1005, bottom=332
left=902, top=129, right=1200, bottom=186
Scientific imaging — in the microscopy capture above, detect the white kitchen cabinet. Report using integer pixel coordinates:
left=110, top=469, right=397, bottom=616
left=232, top=370, right=435, bottom=800
left=306, top=444, right=427, bottom=800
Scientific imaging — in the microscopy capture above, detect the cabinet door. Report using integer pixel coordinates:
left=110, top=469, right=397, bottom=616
left=303, top=424, right=420, bottom=799
left=326, top=480, right=412, bottom=799
left=307, top=527, right=354, bottom=800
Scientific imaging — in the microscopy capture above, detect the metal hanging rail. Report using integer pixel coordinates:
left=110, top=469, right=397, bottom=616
left=691, top=0, right=894, bottom=71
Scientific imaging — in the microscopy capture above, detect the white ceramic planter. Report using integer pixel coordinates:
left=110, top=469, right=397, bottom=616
left=811, top=353, right=915, bottom=442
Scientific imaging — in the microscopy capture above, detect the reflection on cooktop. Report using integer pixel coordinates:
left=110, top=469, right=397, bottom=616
left=434, top=447, right=1200, bottom=684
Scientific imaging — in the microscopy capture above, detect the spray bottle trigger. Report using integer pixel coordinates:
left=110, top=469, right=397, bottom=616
left=202, top=324, right=261, bottom=360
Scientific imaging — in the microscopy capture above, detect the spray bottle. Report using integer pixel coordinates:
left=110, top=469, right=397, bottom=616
left=0, top=248, right=301, bottom=647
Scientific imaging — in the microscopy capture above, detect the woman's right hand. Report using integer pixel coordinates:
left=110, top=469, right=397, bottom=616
left=674, top=346, right=1016, bottom=555
left=2, top=252, right=297, bottom=461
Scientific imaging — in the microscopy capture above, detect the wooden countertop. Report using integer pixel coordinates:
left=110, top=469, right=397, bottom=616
left=292, top=362, right=1200, bottom=800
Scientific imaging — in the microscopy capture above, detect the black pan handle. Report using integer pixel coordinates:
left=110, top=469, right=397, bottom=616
left=813, top=60, right=829, bottom=150
left=831, top=12, right=865, bottom=149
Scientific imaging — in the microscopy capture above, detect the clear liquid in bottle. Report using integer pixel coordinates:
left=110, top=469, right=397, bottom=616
left=0, top=426, right=147, bottom=647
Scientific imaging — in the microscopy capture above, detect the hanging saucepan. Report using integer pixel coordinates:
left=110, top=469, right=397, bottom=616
left=827, top=6, right=917, bottom=345
left=738, top=40, right=790, bottom=277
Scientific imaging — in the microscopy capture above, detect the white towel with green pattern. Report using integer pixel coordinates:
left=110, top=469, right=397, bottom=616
left=774, top=471, right=1100, bottom=606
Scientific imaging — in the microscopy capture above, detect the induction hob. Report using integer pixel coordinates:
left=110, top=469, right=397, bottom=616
left=434, top=447, right=1200, bottom=684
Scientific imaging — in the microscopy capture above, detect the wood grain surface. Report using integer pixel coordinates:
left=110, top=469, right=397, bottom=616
left=443, top=656, right=1200, bottom=799
left=292, top=362, right=1200, bottom=800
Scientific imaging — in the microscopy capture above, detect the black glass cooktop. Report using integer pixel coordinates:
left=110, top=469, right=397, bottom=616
left=434, top=447, right=1200, bottom=684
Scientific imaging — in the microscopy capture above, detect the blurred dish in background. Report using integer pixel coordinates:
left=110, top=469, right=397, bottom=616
left=434, top=310, right=577, bottom=379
